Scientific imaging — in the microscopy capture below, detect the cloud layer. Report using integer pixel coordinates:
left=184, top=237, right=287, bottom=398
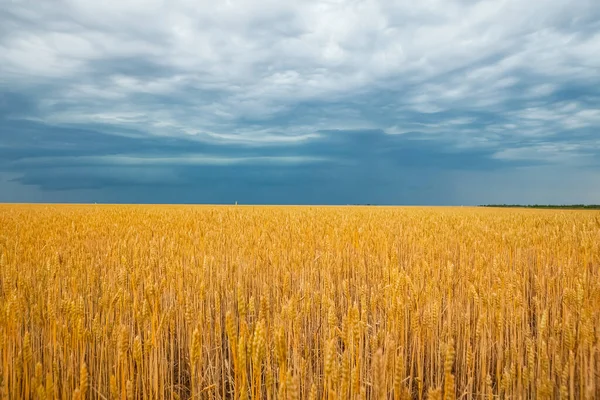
left=1, top=0, right=599, bottom=204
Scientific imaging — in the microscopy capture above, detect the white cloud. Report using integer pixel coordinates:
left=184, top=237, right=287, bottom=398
left=1, top=0, right=599, bottom=162
left=11, top=153, right=328, bottom=167
left=492, top=142, right=587, bottom=164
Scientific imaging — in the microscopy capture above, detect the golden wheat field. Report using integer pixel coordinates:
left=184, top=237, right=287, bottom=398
left=0, top=204, right=599, bottom=399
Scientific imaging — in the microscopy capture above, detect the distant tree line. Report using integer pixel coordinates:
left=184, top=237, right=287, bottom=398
left=480, top=204, right=600, bottom=209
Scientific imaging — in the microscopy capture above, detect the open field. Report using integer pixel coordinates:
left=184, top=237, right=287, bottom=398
left=0, top=204, right=599, bottom=399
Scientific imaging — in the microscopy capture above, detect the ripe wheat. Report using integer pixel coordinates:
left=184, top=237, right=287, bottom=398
left=0, top=204, right=598, bottom=399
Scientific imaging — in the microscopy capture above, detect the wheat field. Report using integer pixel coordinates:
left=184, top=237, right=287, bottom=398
left=0, top=204, right=598, bottom=399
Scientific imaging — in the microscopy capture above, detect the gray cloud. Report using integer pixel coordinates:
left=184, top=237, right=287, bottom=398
left=1, top=0, right=599, bottom=203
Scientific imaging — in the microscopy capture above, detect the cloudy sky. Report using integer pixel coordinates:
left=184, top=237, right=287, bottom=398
left=1, top=0, right=599, bottom=204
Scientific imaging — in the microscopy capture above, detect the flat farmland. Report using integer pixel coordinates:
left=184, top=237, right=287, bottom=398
left=0, top=205, right=599, bottom=399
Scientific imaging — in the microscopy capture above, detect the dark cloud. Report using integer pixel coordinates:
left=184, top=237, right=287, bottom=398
left=1, top=0, right=599, bottom=204
left=0, top=115, right=551, bottom=205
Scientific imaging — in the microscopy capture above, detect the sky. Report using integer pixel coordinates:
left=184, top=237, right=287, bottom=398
left=1, top=0, right=599, bottom=205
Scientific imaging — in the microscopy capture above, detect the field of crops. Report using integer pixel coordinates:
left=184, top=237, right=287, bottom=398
left=0, top=205, right=598, bottom=399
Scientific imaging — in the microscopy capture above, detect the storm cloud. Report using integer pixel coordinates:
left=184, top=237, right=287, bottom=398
left=1, top=0, right=599, bottom=204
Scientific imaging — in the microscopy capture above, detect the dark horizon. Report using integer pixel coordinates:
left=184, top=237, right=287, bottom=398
left=2, top=202, right=599, bottom=210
